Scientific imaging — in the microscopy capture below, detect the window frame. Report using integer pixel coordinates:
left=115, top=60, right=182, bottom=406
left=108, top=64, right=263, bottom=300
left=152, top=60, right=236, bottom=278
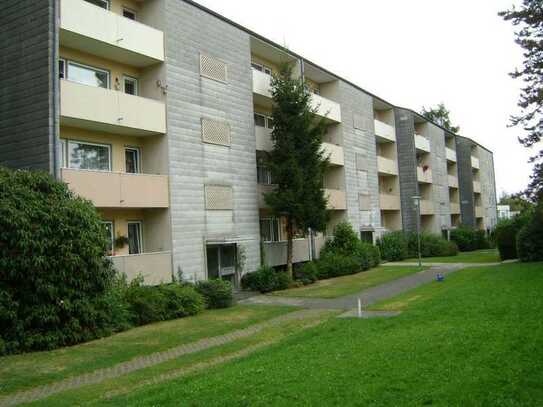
left=59, top=139, right=67, bottom=168
left=102, top=220, right=114, bottom=255
left=66, top=139, right=112, bottom=172
left=122, top=6, right=137, bottom=20
left=59, top=58, right=66, bottom=79
left=127, top=220, right=144, bottom=255
left=260, top=217, right=280, bottom=243
left=251, top=62, right=272, bottom=75
left=254, top=113, right=266, bottom=128
left=125, top=146, right=141, bottom=174
left=256, top=157, right=272, bottom=185
left=123, top=75, right=138, bottom=96
left=84, top=0, right=110, bottom=10
left=66, top=60, right=111, bottom=89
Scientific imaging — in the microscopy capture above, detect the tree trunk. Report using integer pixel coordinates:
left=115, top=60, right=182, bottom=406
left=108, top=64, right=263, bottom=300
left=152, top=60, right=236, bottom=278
left=286, top=217, right=294, bottom=279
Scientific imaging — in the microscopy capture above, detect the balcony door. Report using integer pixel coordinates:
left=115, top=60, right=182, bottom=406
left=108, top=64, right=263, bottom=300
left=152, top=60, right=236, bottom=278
left=125, top=147, right=141, bottom=174
left=128, top=221, right=143, bottom=255
left=206, top=244, right=236, bottom=282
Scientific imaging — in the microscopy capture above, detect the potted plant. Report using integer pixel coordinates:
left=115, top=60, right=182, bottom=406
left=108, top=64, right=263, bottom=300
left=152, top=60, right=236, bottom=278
left=115, top=235, right=129, bottom=250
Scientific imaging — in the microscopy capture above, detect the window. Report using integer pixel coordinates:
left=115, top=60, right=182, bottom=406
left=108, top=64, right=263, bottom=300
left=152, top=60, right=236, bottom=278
left=59, top=59, right=65, bottom=79
left=260, top=218, right=280, bottom=242
left=84, top=0, right=110, bottom=9
left=266, top=116, right=274, bottom=129
left=102, top=221, right=114, bottom=255
left=251, top=62, right=272, bottom=75
left=360, top=231, right=374, bottom=243
left=125, top=147, right=140, bottom=174
left=122, top=7, right=137, bottom=20
left=67, top=140, right=111, bottom=171
left=257, top=157, right=272, bottom=185
left=123, top=76, right=138, bottom=95
left=254, top=113, right=266, bottom=128
left=67, top=61, right=109, bottom=89
left=127, top=221, right=143, bottom=255
left=59, top=139, right=66, bottom=168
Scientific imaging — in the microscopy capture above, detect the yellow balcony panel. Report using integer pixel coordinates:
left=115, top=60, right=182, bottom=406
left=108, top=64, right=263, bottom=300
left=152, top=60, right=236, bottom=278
left=414, top=134, right=431, bottom=153
left=448, top=175, right=459, bottom=188
left=377, top=156, right=399, bottom=176
left=325, top=189, right=347, bottom=210
left=310, top=93, right=342, bottom=123
left=446, top=147, right=457, bottom=162
left=475, top=206, right=484, bottom=218
left=473, top=181, right=481, bottom=193
left=62, top=168, right=169, bottom=208
left=450, top=203, right=461, bottom=214
left=471, top=156, right=480, bottom=169
left=110, top=252, right=172, bottom=285
left=60, top=80, right=166, bottom=135
left=322, top=142, right=344, bottom=166
left=60, top=0, right=164, bottom=67
left=379, top=194, right=401, bottom=211
left=374, top=119, right=396, bottom=142
left=417, top=167, right=433, bottom=184
left=420, top=200, right=434, bottom=215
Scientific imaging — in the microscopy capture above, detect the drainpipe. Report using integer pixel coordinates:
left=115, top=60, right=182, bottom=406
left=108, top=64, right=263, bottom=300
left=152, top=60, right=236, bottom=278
left=51, top=0, right=61, bottom=179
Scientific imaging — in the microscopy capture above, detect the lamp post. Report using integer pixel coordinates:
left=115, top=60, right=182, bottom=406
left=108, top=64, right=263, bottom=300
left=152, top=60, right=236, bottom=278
left=412, top=195, right=422, bottom=268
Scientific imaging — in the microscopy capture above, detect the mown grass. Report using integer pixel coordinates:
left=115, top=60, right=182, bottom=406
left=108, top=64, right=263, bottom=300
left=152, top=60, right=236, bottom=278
left=401, top=249, right=501, bottom=264
left=272, top=266, right=425, bottom=298
left=0, top=305, right=295, bottom=396
left=103, top=262, right=543, bottom=406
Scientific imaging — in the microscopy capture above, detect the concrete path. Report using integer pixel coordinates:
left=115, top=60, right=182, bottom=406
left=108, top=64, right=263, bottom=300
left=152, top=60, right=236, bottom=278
left=240, top=264, right=466, bottom=310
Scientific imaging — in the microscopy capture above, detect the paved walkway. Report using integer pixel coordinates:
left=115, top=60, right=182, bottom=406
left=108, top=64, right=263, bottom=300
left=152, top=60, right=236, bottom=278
left=240, top=264, right=466, bottom=310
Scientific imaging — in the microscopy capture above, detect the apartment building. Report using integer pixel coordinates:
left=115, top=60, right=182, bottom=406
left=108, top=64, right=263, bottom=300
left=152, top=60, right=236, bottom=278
left=1, top=0, right=497, bottom=284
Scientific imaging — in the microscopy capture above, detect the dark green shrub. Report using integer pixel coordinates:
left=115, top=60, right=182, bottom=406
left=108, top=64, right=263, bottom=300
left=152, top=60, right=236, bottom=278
left=294, top=262, right=318, bottom=285
left=241, top=266, right=291, bottom=293
left=495, top=214, right=531, bottom=260
left=450, top=225, right=488, bottom=252
left=409, top=233, right=458, bottom=258
left=377, top=231, right=409, bottom=261
left=359, top=242, right=381, bottom=268
left=196, top=279, right=233, bottom=309
left=517, top=203, right=543, bottom=262
left=0, top=168, right=120, bottom=354
left=316, top=254, right=360, bottom=279
left=321, top=222, right=360, bottom=257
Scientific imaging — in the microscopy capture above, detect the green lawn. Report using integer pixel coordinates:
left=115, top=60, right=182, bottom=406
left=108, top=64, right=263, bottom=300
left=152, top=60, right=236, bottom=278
left=101, top=262, right=543, bottom=406
left=0, top=305, right=295, bottom=396
left=272, top=266, right=425, bottom=298
left=401, top=249, right=501, bottom=264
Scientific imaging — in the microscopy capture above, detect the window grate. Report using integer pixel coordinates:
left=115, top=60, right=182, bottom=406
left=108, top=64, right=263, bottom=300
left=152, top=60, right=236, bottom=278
left=205, top=185, right=233, bottom=210
left=201, top=118, right=231, bottom=146
left=200, top=54, right=228, bottom=83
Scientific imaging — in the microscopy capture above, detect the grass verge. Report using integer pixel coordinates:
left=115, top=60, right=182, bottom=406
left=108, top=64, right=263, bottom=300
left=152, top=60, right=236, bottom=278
left=401, top=249, right=501, bottom=264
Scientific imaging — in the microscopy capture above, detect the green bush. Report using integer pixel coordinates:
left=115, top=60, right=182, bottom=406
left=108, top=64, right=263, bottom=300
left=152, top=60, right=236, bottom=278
left=125, top=279, right=204, bottom=326
left=196, top=279, right=233, bottom=309
left=0, top=168, right=120, bottom=354
left=294, top=262, right=319, bottom=285
left=406, top=232, right=458, bottom=258
left=360, top=242, right=381, bottom=268
left=241, top=266, right=291, bottom=293
left=517, top=203, right=543, bottom=262
left=377, top=232, right=409, bottom=261
left=495, top=217, right=524, bottom=260
left=450, top=225, right=488, bottom=252
left=316, top=254, right=360, bottom=279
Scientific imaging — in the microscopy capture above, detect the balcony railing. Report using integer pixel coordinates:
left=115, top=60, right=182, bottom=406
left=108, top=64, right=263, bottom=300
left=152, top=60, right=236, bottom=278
left=446, top=147, right=457, bottom=162
left=60, top=80, right=166, bottom=135
left=471, top=156, right=480, bottom=169
left=417, top=167, right=433, bottom=184
left=414, top=134, right=431, bottom=153
left=448, top=175, right=459, bottom=188
left=379, top=194, right=401, bottom=211
left=473, top=181, right=481, bottom=193
left=110, top=251, right=172, bottom=285
left=325, top=189, right=347, bottom=210
left=62, top=168, right=169, bottom=208
left=251, top=69, right=341, bottom=122
left=263, top=235, right=325, bottom=267
left=60, top=0, right=164, bottom=67
left=374, top=119, right=396, bottom=142
left=420, top=200, right=434, bottom=215
left=377, top=156, right=399, bottom=176
left=450, top=202, right=460, bottom=214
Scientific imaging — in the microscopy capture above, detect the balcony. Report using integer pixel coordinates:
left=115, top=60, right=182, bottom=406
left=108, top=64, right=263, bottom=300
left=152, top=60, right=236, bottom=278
left=379, top=194, right=401, bottom=211
left=255, top=126, right=273, bottom=151
left=110, top=252, right=172, bottom=285
left=377, top=156, right=399, bottom=176
left=417, top=167, right=433, bottom=184
left=450, top=202, right=460, bottom=214
left=325, top=189, right=347, bottom=210
left=471, top=156, right=480, bottom=169
left=475, top=206, right=484, bottom=218
left=60, top=0, right=164, bottom=67
left=62, top=168, right=169, bottom=208
left=60, top=80, right=166, bottom=135
left=263, top=235, right=325, bottom=267
left=448, top=175, right=459, bottom=188
left=420, top=200, right=434, bottom=215
left=374, top=119, right=396, bottom=142
left=446, top=147, right=457, bottom=162
left=473, top=181, right=481, bottom=193
left=414, top=134, right=431, bottom=153
left=322, top=142, right=344, bottom=166
left=252, top=69, right=341, bottom=122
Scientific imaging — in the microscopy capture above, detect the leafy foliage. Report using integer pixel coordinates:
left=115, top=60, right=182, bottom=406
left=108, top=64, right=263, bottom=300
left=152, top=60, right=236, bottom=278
left=294, top=262, right=319, bottom=285
left=0, top=168, right=120, bottom=354
left=405, top=232, right=458, bottom=258
left=450, top=225, right=489, bottom=252
left=421, top=103, right=460, bottom=134
left=377, top=232, right=409, bottom=261
left=196, top=279, right=234, bottom=309
left=265, top=62, right=330, bottom=277
left=498, top=192, right=535, bottom=213
left=495, top=214, right=531, bottom=260
left=500, top=2, right=543, bottom=200
left=315, top=254, right=361, bottom=280
left=517, top=202, right=543, bottom=262
left=241, top=266, right=291, bottom=293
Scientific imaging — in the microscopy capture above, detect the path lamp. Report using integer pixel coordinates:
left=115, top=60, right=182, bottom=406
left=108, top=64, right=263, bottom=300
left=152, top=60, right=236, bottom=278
left=412, top=195, right=422, bottom=268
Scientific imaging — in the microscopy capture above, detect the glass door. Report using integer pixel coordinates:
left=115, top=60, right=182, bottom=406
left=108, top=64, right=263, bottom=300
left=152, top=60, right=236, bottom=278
left=206, top=246, right=220, bottom=279
left=128, top=221, right=143, bottom=255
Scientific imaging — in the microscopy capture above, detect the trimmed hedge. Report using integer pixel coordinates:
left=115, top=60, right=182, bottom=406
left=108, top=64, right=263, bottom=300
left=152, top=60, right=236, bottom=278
left=377, top=232, right=409, bottom=261
left=315, top=253, right=360, bottom=279
left=294, top=262, right=319, bottom=285
left=517, top=203, right=543, bottom=262
left=196, top=279, right=234, bottom=309
left=406, top=232, right=458, bottom=258
left=450, top=225, right=489, bottom=252
left=241, top=266, right=291, bottom=293
left=495, top=213, right=531, bottom=260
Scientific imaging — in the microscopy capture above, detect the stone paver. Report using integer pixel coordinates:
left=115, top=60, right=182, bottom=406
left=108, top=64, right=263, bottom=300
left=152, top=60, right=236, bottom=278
left=0, top=309, right=325, bottom=407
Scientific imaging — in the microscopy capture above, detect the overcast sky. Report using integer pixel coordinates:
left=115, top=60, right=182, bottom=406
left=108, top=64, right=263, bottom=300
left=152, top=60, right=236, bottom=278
left=195, top=0, right=533, bottom=198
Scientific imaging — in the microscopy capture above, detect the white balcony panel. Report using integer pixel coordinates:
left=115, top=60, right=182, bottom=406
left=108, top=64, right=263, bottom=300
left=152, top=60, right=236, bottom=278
left=379, top=194, right=401, bottom=211
left=263, top=235, right=325, bottom=267
left=448, top=175, right=459, bottom=188
left=310, top=93, right=342, bottom=123
left=374, top=120, right=396, bottom=142
left=60, top=80, right=166, bottom=135
left=417, top=167, right=433, bottom=184
left=420, top=200, right=434, bottom=215
left=60, top=0, right=164, bottom=67
left=377, top=156, right=399, bottom=176
left=415, top=134, right=431, bottom=153
left=255, top=126, right=273, bottom=151
left=62, top=169, right=169, bottom=208
left=110, top=252, right=172, bottom=285
left=325, top=189, right=347, bottom=210
left=322, top=142, right=344, bottom=166
left=446, top=147, right=457, bottom=162
left=473, top=181, right=481, bottom=193
left=471, top=156, right=480, bottom=169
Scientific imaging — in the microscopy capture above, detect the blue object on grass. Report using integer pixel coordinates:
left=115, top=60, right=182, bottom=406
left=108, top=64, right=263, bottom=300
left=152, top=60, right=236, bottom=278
left=436, top=273, right=445, bottom=282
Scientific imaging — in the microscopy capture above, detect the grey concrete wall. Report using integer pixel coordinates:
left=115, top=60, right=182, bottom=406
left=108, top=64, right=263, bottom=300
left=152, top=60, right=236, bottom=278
left=0, top=0, right=58, bottom=174
left=478, top=146, right=498, bottom=230
left=165, top=0, right=260, bottom=281
left=338, top=83, right=382, bottom=236
left=456, top=136, right=475, bottom=226
left=394, top=108, right=418, bottom=232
